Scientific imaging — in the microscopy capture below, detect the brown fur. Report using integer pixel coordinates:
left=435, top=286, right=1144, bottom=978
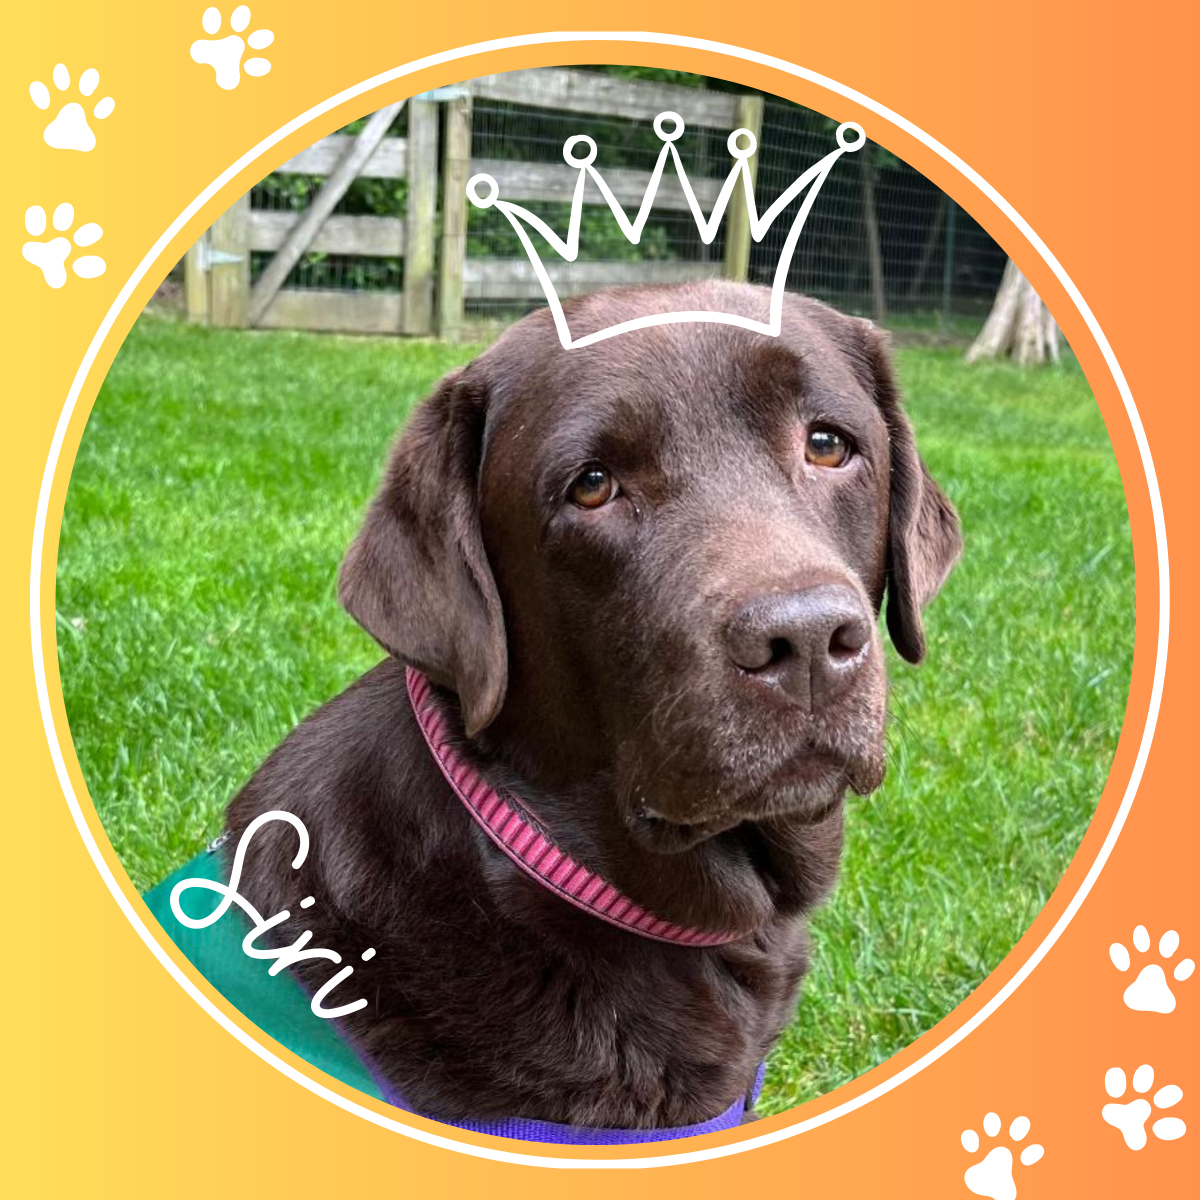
left=225, top=282, right=961, bottom=1128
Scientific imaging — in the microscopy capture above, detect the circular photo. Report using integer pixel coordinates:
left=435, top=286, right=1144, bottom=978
left=56, top=65, right=1134, bottom=1144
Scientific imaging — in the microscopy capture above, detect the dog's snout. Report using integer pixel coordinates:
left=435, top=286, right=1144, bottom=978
left=724, top=585, right=871, bottom=705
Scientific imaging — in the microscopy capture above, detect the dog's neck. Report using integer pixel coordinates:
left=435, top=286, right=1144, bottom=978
left=411, top=670, right=845, bottom=939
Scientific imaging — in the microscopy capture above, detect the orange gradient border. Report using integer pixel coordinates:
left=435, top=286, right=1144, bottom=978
left=9, top=6, right=1195, bottom=1196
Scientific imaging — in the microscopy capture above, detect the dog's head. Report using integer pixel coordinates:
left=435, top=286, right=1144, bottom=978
left=340, top=283, right=961, bottom=852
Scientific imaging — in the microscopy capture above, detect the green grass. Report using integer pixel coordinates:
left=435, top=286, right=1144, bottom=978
left=56, top=312, right=1134, bottom=1114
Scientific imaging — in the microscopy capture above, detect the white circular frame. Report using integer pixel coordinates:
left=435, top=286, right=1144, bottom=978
left=29, top=31, right=1168, bottom=1170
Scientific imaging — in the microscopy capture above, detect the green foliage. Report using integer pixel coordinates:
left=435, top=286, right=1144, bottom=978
left=467, top=203, right=675, bottom=262
left=253, top=172, right=409, bottom=216
left=57, top=319, right=1132, bottom=1115
left=249, top=251, right=404, bottom=293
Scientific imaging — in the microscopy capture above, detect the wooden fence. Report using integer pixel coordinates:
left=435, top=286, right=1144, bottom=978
left=185, top=69, right=764, bottom=338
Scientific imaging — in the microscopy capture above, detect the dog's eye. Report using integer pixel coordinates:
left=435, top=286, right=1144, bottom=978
left=805, top=428, right=851, bottom=469
left=569, top=466, right=618, bottom=509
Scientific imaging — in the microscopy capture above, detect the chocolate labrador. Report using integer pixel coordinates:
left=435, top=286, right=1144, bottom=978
left=224, top=281, right=961, bottom=1130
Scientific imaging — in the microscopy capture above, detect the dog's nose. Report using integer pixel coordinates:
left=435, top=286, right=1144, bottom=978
left=724, top=585, right=871, bottom=706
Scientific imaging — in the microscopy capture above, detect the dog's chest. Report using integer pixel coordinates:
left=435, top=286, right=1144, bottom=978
left=341, top=901, right=810, bottom=1128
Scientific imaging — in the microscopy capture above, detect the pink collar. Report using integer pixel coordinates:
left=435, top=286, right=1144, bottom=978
left=406, top=667, right=742, bottom=948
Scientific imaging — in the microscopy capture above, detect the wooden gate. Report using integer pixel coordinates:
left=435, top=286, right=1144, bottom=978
left=186, top=97, right=439, bottom=335
left=185, top=70, right=764, bottom=339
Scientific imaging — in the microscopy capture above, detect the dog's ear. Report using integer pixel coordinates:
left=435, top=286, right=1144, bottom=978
left=857, top=322, right=962, bottom=664
left=338, top=367, right=507, bottom=735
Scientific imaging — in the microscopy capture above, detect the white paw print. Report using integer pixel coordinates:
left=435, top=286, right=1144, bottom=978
left=961, top=1112, right=1044, bottom=1200
left=190, top=6, right=274, bottom=90
left=29, top=63, right=115, bottom=152
left=22, top=204, right=105, bottom=289
left=1110, top=925, right=1194, bottom=1012
left=1102, top=1064, right=1186, bottom=1149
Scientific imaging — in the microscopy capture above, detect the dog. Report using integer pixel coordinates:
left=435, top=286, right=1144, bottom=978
left=224, top=280, right=961, bottom=1132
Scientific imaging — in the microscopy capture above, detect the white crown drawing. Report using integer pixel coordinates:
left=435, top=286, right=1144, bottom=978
left=466, top=113, right=865, bottom=349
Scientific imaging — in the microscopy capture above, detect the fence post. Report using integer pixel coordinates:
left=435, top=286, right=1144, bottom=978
left=723, top=93, right=764, bottom=282
left=438, top=89, right=473, bottom=341
left=184, top=236, right=210, bottom=324
left=209, top=193, right=250, bottom=327
left=403, top=98, right=439, bottom=336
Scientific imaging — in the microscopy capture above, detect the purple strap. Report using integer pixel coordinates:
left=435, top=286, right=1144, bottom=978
left=280, top=972, right=764, bottom=1144
left=367, top=1061, right=767, bottom=1145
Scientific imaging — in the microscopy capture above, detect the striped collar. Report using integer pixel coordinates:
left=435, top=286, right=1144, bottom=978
left=405, top=667, right=742, bottom=948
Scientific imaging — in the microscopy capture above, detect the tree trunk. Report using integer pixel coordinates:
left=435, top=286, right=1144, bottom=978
left=859, top=146, right=887, bottom=324
left=966, top=258, right=1059, bottom=365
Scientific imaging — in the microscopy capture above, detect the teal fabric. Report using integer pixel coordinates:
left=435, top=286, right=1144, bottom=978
left=142, top=849, right=385, bottom=1102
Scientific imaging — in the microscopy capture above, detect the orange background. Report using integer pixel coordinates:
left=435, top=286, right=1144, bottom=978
left=4, top=2, right=1196, bottom=1193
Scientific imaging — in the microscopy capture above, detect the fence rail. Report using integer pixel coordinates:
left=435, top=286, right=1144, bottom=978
left=248, top=211, right=407, bottom=256
left=469, top=67, right=742, bottom=125
left=463, top=258, right=715, bottom=302
left=467, top=158, right=724, bottom=209
left=277, top=135, right=408, bottom=178
left=255, top=291, right=404, bottom=334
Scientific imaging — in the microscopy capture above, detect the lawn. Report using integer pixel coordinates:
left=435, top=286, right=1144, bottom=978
left=56, top=312, right=1135, bottom=1115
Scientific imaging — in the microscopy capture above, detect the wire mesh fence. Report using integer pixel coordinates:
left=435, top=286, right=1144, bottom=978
left=235, top=69, right=1005, bottom=337
left=754, top=102, right=1004, bottom=327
